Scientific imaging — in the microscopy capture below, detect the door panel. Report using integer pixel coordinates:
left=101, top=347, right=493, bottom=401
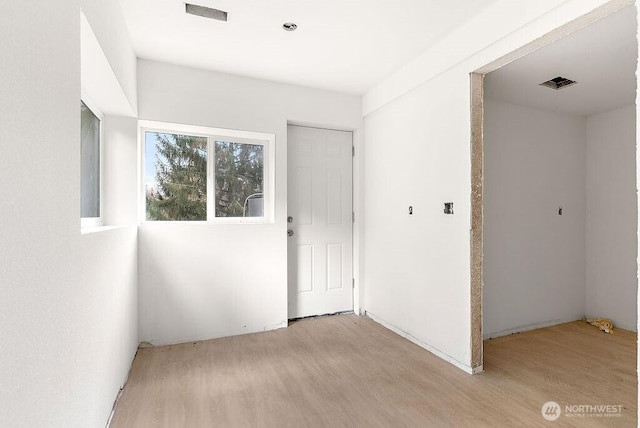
left=287, top=126, right=353, bottom=318
left=297, top=244, right=314, bottom=293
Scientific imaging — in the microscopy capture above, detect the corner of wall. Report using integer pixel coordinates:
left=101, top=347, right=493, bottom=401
left=81, top=0, right=138, bottom=114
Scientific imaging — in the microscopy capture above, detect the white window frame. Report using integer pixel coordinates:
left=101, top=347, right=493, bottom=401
left=140, top=120, right=275, bottom=224
left=80, top=92, right=104, bottom=229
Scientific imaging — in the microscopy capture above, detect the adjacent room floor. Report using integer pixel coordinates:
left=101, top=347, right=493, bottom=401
left=109, top=315, right=637, bottom=427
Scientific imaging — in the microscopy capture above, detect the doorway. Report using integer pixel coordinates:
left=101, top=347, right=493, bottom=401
left=287, top=125, right=354, bottom=319
left=470, top=1, right=638, bottom=370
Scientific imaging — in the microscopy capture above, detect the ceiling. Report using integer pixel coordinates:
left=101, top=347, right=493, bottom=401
left=118, top=0, right=499, bottom=95
left=485, top=6, right=637, bottom=117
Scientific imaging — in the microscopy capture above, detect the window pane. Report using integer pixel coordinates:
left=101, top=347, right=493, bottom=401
left=81, top=101, right=100, bottom=218
left=215, top=141, right=264, bottom=217
left=145, top=132, right=207, bottom=221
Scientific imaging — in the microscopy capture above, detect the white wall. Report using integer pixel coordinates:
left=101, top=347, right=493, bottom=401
left=586, top=105, right=637, bottom=330
left=361, top=0, right=627, bottom=372
left=0, top=1, right=139, bottom=427
left=483, top=99, right=587, bottom=338
left=80, top=0, right=137, bottom=113
left=483, top=101, right=637, bottom=337
left=363, top=67, right=474, bottom=370
left=137, top=60, right=362, bottom=345
left=364, top=0, right=624, bottom=115
left=103, top=116, right=140, bottom=226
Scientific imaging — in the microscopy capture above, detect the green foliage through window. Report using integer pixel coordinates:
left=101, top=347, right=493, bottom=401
left=145, top=133, right=207, bottom=221
left=145, top=131, right=265, bottom=221
left=215, top=141, right=264, bottom=217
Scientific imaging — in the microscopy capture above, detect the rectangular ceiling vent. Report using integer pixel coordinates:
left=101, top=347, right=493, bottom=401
left=185, top=3, right=228, bottom=22
left=539, top=76, right=577, bottom=90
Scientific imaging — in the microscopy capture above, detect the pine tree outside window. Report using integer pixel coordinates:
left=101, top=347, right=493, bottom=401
left=142, top=122, right=273, bottom=223
left=213, top=140, right=264, bottom=218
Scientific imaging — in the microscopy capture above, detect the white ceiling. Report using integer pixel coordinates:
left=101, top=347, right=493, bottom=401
left=485, top=6, right=637, bottom=117
left=118, top=0, right=499, bottom=95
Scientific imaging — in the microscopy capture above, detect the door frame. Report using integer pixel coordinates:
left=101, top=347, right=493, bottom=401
left=469, top=0, right=634, bottom=372
left=286, top=122, right=363, bottom=318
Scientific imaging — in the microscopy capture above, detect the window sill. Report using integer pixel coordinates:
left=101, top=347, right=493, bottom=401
left=140, top=220, right=275, bottom=226
left=81, top=225, right=121, bottom=235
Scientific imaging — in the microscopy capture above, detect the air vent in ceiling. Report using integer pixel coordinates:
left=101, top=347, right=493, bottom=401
left=539, top=76, right=577, bottom=90
left=185, top=4, right=228, bottom=22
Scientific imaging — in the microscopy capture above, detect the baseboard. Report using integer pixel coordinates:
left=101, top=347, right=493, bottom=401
left=366, top=311, right=476, bottom=375
left=105, top=346, right=138, bottom=428
left=143, top=320, right=289, bottom=347
left=483, top=316, right=582, bottom=340
left=105, top=386, right=124, bottom=427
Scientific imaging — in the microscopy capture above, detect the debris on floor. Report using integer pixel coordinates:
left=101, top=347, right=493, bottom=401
left=586, top=318, right=614, bottom=334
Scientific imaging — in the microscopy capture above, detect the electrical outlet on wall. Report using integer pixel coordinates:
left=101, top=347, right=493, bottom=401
left=444, top=202, right=454, bottom=215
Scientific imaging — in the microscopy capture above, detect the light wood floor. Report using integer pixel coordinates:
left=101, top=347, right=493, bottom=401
left=110, top=315, right=637, bottom=427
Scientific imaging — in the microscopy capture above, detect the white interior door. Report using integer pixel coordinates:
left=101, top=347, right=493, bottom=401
left=287, top=125, right=353, bottom=319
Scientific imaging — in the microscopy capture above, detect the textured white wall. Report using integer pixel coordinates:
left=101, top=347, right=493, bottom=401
left=483, top=99, right=587, bottom=338
left=0, top=1, right=138, bottom=427
left=586, top=105, right=637, bottom=331
left=137, top=60, right=362, bottom=345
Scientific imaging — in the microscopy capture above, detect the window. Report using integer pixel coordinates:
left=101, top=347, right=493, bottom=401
left=142, top=122, right=273, bottom=223
left=213, top=140, right=264, bottom=218
left=80, top=99, right=102, bottom=227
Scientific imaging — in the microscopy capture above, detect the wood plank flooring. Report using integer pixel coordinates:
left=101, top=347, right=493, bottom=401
left=110, top=315, right=637, bottom=427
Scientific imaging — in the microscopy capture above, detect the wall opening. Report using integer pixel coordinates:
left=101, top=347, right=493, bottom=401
left=470, top=0, right=637, bottom=372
